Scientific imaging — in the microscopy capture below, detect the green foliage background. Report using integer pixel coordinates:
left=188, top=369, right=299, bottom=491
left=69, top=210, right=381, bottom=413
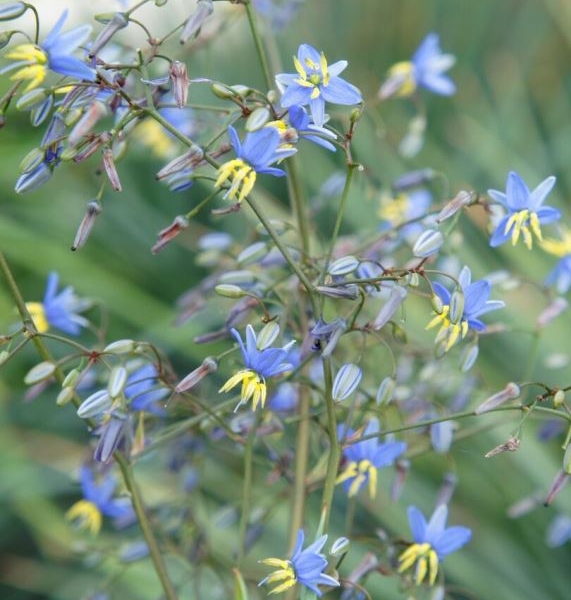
left=1, top=0, right=571, bottom=598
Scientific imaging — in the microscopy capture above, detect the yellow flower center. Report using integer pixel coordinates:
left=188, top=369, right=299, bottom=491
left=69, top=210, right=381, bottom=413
left=386, top=61, right=417, bottom=97
left=5, top=44, right=49, bottom=91
left=260, top=558, right=297, bottom=595
left=215, top=159, right=257, bottom=203
left=398, top=542, right=439, bottom=586
left=504, top=209, right=542, bottom=250
left=293, top=52, right=330, bottom=99
left=65, top=499, right=103, bottom=535
left=426, top=304, right=469, bottom=352
left=336, top=459, right=378, bottom=498
left=25, top=302, right=49, bottom=333
left=378, top=192, right=410, bottom=224
left=219, top=368, right=267, bottom=411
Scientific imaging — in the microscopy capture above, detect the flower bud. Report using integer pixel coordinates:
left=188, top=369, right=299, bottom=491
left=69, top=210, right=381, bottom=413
left=412, top=228, right=444, bottom=258
left=553, top=389, right=566, bottom=408
left=69, top=102, right=108, bottom=147
left=62, top=368, right=81, bottom=388
left=89, top=12, right=128, bottom=58
left=256, top=322, right=280, bottom=350
left=436, top=190, right=474, bottom=223
left=390, top=458, right=410, bottom=501
left=102, top=147, right=122, bottom=191
left=372, top=286, right=407, bottom=330
left=329, top=537, right=350, bottom=557
left=449, top=289, right=464, bottom=324
left=56, top=386, right=75, bottom=406
left=332, top=364, right=362, bottom=401
left=94, top=415, right=126, bottom=463
left=103, top=339, right=136, bottom=355
left=0, top=2, right=27, bottom=20
left=459, top=343, right=479, bottom=372
left=245, top=107, right=271, bottom=132
left=71, top=200, right=102, bottom=251
left=537, top=297, right=568, bottom=328
left=77, top=390, right=112, bottom=418
left=108, top=366, right=127, bottom=399
left=210, top=82, right=236, bottom=100
left=328, top=255, right=359, bottom=276
left=218, top=270, right=256, bottom=286
left=215, top=284, right=247, bottom=299
left=475, top=382, right=520, bottom=414
left=237, top=241, right=268, bottom=266
left=19, top=147, right=44, bottom=174
left=169, top=60, right=190, bottom=108
left=24, top=361, right=56, bottom=385
left=430, top=419, right=455, bottom=454
left=156, top=145, right=204, bottom=180
left=176, top=356, right=218, bottom=393
left=16, top=88, right=49, bottom=111
left=316, top=285, right=359, bottom=300
left=544, top=469, right=569, bottom=506
left=151, top=215, right=189, bottom=253
left=431, top=293, right=444, bottom=314
left=376, top=376, right=395, bottom=406
left=180, top=0, right=214, bottom=43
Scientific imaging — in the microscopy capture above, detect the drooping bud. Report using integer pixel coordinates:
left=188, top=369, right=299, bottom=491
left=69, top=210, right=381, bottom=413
left=237, top=241, right=269, bottom=266
left=24, top=361, right=56, bottom=385
left=372, top=286, right=407, bottom=330
left=0, top=2, right=27, bottom=20
left=77, top=389, right=112, bottom=418
left=89, top=12, right=129, bottom=58
left=256, top=321, right=280, bottom=350
left=537, top=297, right=568, bottom=328
left=329, top=537, right=350, bottom=557
left=436, top=190, right=474, bottom=223
left=544, top=469, right=569, bottom=506
left=459, top=343, right=479, bottom=372
left=245, top=107, right=270, bottom=132
left=151, top=215, right=189, bottom=253
left=475, top=382, right=520, bottom=414
left=102, top=147, right=122, bottom=191
left=376, top=376, right=395, bottom=406
left=180, top=0, right=214, bottom=44
left=56, top=386, right=75, bottom=406
left=448, top=289, right=464, bottom=324
left=484, top=436, right=520, bottom=458
left=332, top=364, right=362, bottom=401
left=328, top=255, right=360, bottom=276
left=412, top=228, right=444, bottom=258
left=104, top=339, right=136, bottom=354
left=430, top=419, right=455, bottom=454
left=94, top=414, right=126, bottom=463
left=71, top=200, right=102, bottom=251
left=16, top=88, right=49, bottom=111
left=69, top=101, right=108, bottom=147
left=316, top=285, right=359, bottom=300
left=553, top=389, right=566, bottom=408
left=214, top=284, right=247, bottom=299
left=176, top=356, right=218, bottom=393
left=108, top=366, right=127, bottom=399
left=169, top=61, right=190, bottom=108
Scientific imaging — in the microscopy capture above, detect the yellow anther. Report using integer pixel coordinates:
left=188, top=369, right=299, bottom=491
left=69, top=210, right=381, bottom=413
left=427, top=304, right=468, bottom=352
left=336, top=459, right=379, bottom=498
left=5, top=43, right=47, bottom=63
left=378, top=193, right=410, bottom=224
left=219, top=369, right=267, bottom=410
left=6, top=44, right=49, bottom=91
left=386, top=61, right=417, bottom=97
left=320, top=52, right=330, bottom=86
left=215, top=159, right=257, bottom=202
left=65, top=499, right=103, bottom=535
left=541, top=228, right=571, bottom=257
left=25, top=302, right=49, bottom=333
left=504, top=209, right=542, bottom=249
left=293, top=56, right=307, bottom=80
left=260, top=558, right=297, bottom=595
left=398, top=542, right=440, bottom=586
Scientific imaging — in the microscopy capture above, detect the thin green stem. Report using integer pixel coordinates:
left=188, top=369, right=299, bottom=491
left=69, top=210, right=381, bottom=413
left=238, top=415, right=259, bottom=565
left=320, top=357, right=340, bottom=531
left=115, top=453, right=178, bottom=600
left=286, top=157, right=311, bottom=260
left=243, top=0, right=273, bottom=91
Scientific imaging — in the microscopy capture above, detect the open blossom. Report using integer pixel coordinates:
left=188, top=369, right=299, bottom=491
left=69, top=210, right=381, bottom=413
left=25, top=272, right=89, bottom=335
left=215, top=126, right=295, bottom=202
left=427, top=266, right=504, bottom=352
left=219, top=325, right=295, bottom=411
left=276, top=43, right=362, bottom=127
left=336, top=418, right=406, bottom=498
left=2, top=10, right=96, bottom=91
left=379, top=33, right=455, bottom=99
left=398, top=504, right=471, bottom=585
left=488, top=171, right=560, bottom=249
left=266, top=105, right=337, bottom=151
left=259, top=529, right=339, bottom=596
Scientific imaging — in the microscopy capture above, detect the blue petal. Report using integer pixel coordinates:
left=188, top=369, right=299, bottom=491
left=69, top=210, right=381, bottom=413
left=304, top=135, right=336, bottom=152
left=419, top=72, right=455, bottom=95
left=426, top=504, right=448, bottom=542
left=487, top=188, right=508, bottom=207
left=230, top=328, right=248, bottom=363
left=242, top=128, right=280, bottom=169
left=321, top=76, right=362, bottom=105
left=489, top=217, right=511, bottom=247
left=463, top=280, right=491, bottom=316
left=297, top=44, right=321, bottom=69
left=290, top=529, right=305, bottom=561
left=281, top=84, right=313, bottom=108
left=46, top=24, right=92, bottom=56
left=412, top=33, right=440, bottom=67
left=536, top=206, right=561, bottom=224
left=328, top=59, right=347, bottom=77
left=227, top=125, right=242, bottom=155
left=458, top=266, right=472, bottom=288
left=49, top=55, right=96, bottom=81
left=433, top=526, right=472, bottom=558
left=43, top=10, right=69, bottom=50
left=373, top=440, right=407, bottom=467
left=506, top=171, right=530, bottom=210
left=432, top=281, right=451, bottom=305
left=309, top=96, right=325, bottom=127
left=257, top=166, right=287, bottom=177
left=43, top=272, right=60, bottom=304
left=407, top=506, right=428, bottom=543
left=288, top=105, right=309, bottom=129
left=528, top=175, right=556, bottom=210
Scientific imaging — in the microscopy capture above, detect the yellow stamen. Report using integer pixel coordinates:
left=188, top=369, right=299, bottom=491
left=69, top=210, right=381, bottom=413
left=398, top=542, right=440, bottom=586
left=65, top=499, right=103, bottom=535
left=336, top=459, right=379, bottom=498
left=25, top=302, right=49, bottom=333
left=386, top=61, right=417, bottom=97
left=541, top=228, right=571, bottom=257
left=260, top=558, right=297, bottom=595
left=6, top=44, right=48, bottom=91
left=427, top=304, right=468, bottom=352
left=320, top=52, right=330, bottom=86
left=378, top=192, right=410, bottom=224
left=5, top=44, right=47, bottom=63
left=215, top=159, right=257, bottom=202
left=293, top=55, right=307, bottom=80
left=504, top=209, right=543, bottom=250
left=219, top=369, right=267, bottom=411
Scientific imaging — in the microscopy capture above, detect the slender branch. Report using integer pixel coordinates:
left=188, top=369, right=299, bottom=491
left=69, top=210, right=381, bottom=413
left=237, top=415, right=259, bottom=565
left=243, top=0, right=274, bottom=91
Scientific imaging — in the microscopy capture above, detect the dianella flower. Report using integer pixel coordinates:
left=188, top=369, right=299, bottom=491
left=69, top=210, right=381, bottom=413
left=266, top=105, right=337, bottom=151
left=398, top=504, right=471, bottom=586
left=2, top=10, right=96, bottom=91
left=379, top=33, right=455, bottom=99
left=25, top=272, right=89, bottom=335
left=214, top=126, right=295, bottom=202
left=336, top=418, right=407, bottom=498
left=378, top=188, right=432, bottom=242
left=66, top=464, right=134, bottom=535
left=276, top=43, right=362, bottom=127
left=541, top=228, right=571, bottom=293
left=427, top=266, right=504, bottom=352
left=259, top=529, right=339, bottom=596
left=219, top=324, right=295, bottom=411
left=488, top=171, right=560, bottom=249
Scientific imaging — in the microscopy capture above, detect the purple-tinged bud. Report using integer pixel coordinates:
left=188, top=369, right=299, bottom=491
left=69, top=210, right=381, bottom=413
left=24, top=361, right=56, bottom=385
left=372, top=286, right=407, bottom=330
left=176, top=356, right=218, bottom=393
left=316, top=284, right=359, bottom=300
left=392, top=168, right=435, bottom=192
left=507, top=493, right=542, bottom=518
left=156, top=145, right=204, bottom=180
left=544, top=469, right=569, bottom=506
left=431, top=419, right=455, bottom=454
left=328, top=255, right=359, bottom=276
left=0, top=2, right=27, bottom=20
left=94, top=415, right=127, bottom=463
left=475, top=382, right=520, bottom=414
left=484, top=436, right=520, bottom=458
left=72, top=200, right=102, bottom=251
left=180, top=0, right=214, bottom=44
left=546, top=514, right=571, bottom=547
left=225, top=297, right=258, bottom=328
left=332, top=363, right=362, bottom=401
left=169, top=61, right=190, bottom=108
left=194, top=329, right=228, bottom=344
left=321, top=321, right=346, bottom=358
left=151, top=215, right=189, bottom=253
left=69, top=102, right=108, bottom=147
left=102, top=148, right=122, bottom=191
left=77, top=389, right=111, bottom=418
left=436, top=471, right=458, bottom=507
left=436, top=190, right=474, bottom=223
left=72, top=132, right=110, bottom=163
left=89, top=12, right=128, bottom=58
left=390, top=458, right=410, bottom=501
left=412, top=228, right=444, bottom=258
left=537, top=297, right=568, bottom=328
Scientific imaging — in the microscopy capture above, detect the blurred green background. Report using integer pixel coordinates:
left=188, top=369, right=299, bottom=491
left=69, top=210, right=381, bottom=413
left=1, top=0, right=571, bottom=598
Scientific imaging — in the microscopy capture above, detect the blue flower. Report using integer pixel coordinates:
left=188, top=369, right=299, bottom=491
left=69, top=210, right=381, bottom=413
left=25, top=272, right=89, bottom=335
left=276, top=43, right=362, bottom=127
left=398, top=504, right=471, bottom=585
left=488, top=171, right=560, bottom=249
left=259, top=529, right=339, bottom=596
left=3, top=10, right=95, bottom=91
left=380, top=33, right=455, bottom=99
left=219, top=324, right=295, bottom=411
left=66, top=464, right=135, bottom=534
left=427, top=266, right=504, bottom=352
left=126, top=364, right=169, bottom=414
left=378, top=188, right=432, bottom=242
left=266, top=105, right=337, bottom=151
left=215, top=126, right=295, bottom=202
left=336, top=418, right=406, bottom=498
left=541, top=228, right=571, bottom=293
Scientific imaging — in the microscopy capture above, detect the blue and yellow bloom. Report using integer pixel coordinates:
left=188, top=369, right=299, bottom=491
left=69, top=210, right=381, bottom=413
left=276, top=43, right=362, bottom=127
left=26, top=272, right=89, bottom=335
left=398, top=504, right=471, bottom=586
left=336, top=418, right=406, bottom=498
left=542, top=228, right=571, bottom=293
left=427, top=266, right=504, bottom=352
left=3, top=10, right=96, bottom=91
left=488, top=171, right=560, bottom=249
left=66, top=465, right=134, bottom=535
left=215, top=126, right=295, bottom=202
left=266, top=105, right=337, bottom=151
left=259, top=529, right=339, bottom=596
left=219, top=324, right=295, bottom=411
left=380, top=33, right=455, bottom=99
